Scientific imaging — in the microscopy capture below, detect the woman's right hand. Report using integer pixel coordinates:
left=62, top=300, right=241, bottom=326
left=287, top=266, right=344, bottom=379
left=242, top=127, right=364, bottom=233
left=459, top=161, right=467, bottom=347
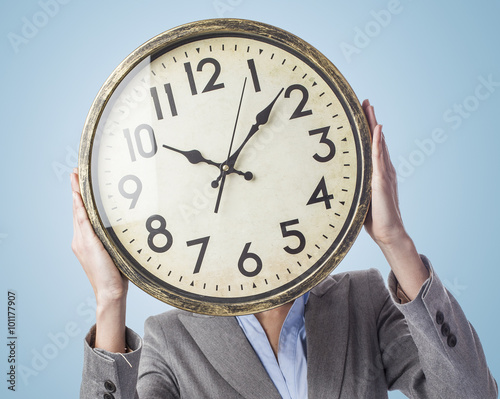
left=71, top=169, right=128, bottom=352
left=71, top=169, right=128, bottom=303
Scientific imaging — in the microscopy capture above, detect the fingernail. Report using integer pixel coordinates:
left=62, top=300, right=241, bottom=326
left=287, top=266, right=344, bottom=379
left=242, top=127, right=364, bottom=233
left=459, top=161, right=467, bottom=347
left=73, top=167, right=78, bottom=174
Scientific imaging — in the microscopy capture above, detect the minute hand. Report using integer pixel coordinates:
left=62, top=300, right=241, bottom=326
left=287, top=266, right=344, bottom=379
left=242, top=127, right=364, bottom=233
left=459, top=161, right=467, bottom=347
left=225, top=88, right=284, bottom=170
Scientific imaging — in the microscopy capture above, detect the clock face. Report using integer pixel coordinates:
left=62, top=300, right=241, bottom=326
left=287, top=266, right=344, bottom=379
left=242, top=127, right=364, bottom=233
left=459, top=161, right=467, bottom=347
left=80, top=19, right=371, bottom=315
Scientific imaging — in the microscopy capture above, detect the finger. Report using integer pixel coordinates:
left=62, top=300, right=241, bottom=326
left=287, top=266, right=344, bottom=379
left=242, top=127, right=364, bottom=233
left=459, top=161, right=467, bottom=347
left=379, top=131, right=397, bottom=179
left=72, top=194, right=88, bottom=265
left=362, top=99, right=378, bottom=134
left=72, top=190, right=86, bottom=236
left=72, top=186, right=98, bottom=241
left=72, top=188, right=79, bottom=221
left=362, top=99, right=372, bottom=121
left=72, top=191, right=80, bottom=237
left=70, top=170, right=81, bottom=194
left=380, top=131, right=390, bottom=172
left=362, top=99, right=370, bottom=116
left=378, top=131, right=402, bottom=217
left=71, top=172, right=82, bottom=234
left=367, top=106, right=378, bottom=132
left=371, top=124, right=383, bottom=174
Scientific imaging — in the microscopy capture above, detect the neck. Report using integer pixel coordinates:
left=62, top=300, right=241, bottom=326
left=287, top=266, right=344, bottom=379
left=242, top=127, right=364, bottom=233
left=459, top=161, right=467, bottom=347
left=254, top=301, right=294, bottom=358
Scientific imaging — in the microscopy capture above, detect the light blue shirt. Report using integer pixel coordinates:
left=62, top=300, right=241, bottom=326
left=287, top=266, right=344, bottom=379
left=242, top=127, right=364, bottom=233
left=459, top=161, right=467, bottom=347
left=236, top=293, right=309, bottom=399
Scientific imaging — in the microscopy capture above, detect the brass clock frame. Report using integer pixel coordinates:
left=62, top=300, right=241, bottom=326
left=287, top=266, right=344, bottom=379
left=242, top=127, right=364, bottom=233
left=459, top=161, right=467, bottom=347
left=79, top=18, right=372, bottom=315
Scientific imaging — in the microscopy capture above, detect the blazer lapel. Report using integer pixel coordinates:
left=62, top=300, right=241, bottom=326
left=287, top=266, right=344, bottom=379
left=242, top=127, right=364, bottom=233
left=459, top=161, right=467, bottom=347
left=306, top=273, right=350, bottom=399
left=178, top=313, right=281, bottom=399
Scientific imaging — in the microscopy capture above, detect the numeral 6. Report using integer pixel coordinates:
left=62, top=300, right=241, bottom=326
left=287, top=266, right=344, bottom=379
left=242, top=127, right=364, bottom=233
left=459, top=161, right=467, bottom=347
left=238, top=242, right=263, bottom=277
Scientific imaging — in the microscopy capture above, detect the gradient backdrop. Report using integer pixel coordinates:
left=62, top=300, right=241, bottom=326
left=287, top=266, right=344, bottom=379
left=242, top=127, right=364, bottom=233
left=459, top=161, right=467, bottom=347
left=1, top=1, right=499, bottom=398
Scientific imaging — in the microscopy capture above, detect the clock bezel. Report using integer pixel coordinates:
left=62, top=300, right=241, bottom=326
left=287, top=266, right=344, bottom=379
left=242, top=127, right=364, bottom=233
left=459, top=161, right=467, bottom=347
left=79, top=18, right=372, bottom=316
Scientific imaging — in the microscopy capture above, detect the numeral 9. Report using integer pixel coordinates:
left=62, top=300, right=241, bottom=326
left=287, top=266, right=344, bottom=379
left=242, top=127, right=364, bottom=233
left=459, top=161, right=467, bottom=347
left=118, top=175, right=142, bottom=209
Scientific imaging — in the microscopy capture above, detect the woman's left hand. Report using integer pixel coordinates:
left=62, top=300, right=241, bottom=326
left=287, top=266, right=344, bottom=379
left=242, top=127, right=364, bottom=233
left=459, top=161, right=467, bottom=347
left=362, top=100, right=429, bottom=300
left=362, top=99, right=408, bottom=248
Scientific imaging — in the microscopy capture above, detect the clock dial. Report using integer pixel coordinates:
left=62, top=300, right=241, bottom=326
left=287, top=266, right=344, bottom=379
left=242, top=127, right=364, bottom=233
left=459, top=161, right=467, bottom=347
left=80, top=20, right=371, bottom=315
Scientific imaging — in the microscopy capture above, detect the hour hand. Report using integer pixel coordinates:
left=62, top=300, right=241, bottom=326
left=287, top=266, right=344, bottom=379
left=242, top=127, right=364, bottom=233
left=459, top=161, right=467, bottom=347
left=226, top=87, right=284, bottom=168
left=162, top=145, right=220, bottom=168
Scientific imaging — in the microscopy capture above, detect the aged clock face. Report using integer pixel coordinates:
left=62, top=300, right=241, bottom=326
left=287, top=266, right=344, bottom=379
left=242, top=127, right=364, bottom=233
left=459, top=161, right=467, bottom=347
left=79, top=19, right=371, bottom=315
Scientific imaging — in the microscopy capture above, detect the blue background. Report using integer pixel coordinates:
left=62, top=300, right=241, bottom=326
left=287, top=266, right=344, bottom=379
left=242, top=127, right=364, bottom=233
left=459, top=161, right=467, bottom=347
left=1, top=1, right=499, bottom=397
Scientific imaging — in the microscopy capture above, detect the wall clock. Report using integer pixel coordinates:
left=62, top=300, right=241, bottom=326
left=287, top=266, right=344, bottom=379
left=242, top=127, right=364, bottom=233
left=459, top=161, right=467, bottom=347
left=79, top=18, right=372, bottom=315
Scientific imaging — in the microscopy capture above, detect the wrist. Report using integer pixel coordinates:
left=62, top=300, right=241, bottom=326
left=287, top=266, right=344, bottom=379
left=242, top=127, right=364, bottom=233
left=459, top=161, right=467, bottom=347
left=378, top=234, right=429, bottom=301
left=94, top=283, right=128, bottom=307
left=96, top=294, right=126, bottom=318
left=378, top=233, right=422, bottom=275
left=377, top=231, right=414, bottom=259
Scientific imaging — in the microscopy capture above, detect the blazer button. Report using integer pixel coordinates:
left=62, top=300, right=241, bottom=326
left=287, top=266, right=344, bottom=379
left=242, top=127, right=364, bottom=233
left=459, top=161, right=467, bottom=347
left=441, top=322, right=450, bottom=336
left=103, top=394, right=115, bottom=399
left=447, top=334, right=457, bottom=347
left=436, top=310, right=444, bottom=325
left=104, top=380, right=116, bottom=393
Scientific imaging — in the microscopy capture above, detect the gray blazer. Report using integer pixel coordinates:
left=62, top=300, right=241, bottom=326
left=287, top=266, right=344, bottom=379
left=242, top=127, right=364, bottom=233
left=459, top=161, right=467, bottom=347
left=80, top=261, right=498, bottom=398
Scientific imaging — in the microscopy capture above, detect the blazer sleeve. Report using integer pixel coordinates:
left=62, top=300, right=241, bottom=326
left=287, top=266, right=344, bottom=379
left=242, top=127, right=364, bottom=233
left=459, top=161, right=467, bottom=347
left=80, top=325, right=142, bottom=399
left=80, top=318, right=182, bottom=399
left=379, top=255, right=498, bottom=398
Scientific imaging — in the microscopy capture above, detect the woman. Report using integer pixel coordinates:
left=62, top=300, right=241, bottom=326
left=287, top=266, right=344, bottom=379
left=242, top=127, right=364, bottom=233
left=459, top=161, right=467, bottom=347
left=72, top=100, right=497, bottom=398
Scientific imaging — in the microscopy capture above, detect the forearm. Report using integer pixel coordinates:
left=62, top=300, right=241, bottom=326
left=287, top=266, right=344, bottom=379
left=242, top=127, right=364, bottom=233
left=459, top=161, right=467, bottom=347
left=378, top=233, right=429, bottom=301
left=95, top=296, right=127, bottom=353
left=72, top=170, right=129, bottom=353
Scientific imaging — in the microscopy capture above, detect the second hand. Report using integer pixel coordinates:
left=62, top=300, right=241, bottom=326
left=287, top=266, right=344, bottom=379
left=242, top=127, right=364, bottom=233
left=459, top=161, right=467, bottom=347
left=214, top=77, right=248, bottom=214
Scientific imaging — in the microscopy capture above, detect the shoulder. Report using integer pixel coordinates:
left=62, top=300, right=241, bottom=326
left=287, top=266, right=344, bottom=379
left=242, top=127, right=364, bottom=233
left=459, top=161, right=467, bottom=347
left=332, top=267, right=383, bottom=282
left=315, top=268, right=386, bottom=294
left=311, top=268, right=390, bottom=313
left=142, top=308, right=209, bottom=355
left=144, top=307, right=230, bottom=337
left=145, top=307, right=192, bottom=330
